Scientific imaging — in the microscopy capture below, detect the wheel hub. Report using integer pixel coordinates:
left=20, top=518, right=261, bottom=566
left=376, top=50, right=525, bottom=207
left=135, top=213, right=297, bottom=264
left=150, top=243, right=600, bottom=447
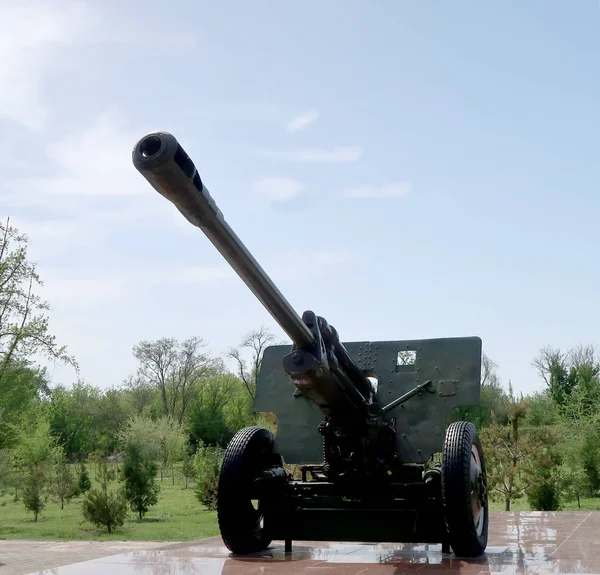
left=470, top=445, right=486, bottom=536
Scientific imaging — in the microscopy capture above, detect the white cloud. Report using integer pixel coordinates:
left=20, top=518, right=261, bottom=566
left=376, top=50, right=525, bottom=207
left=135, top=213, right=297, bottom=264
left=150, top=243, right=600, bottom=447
left=39, top=266, right=236, bottom=308
left=0, top=0, right=95, bottom=131
left=3, top=110, right=196, bottom=257
left=27, top=109, right=147, bottom=198
left=253, top=177, right=303, bottom=201
left=253, top=146, right=363, bottom=164
left=286, top=110, right=319, bottom=133
left=342, top=182, right=412, bottom=198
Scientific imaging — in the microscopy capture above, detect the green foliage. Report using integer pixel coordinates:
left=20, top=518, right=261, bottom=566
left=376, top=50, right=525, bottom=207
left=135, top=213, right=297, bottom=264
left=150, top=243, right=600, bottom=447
left=0, top=470, right=219, bottom=541
left=479, top=388, right=564, bottom=511
left=193, top=441, right=222, bottom=510
left=132, top=336, right=223, bottom=424
left=118, top=414, right=160, bottom=460
left=522, top=392, right=560, bottom=427
left=523, top=425, right=564, bottom=510
left=0, top=218, right=77, bottom=386
left=77, top=462, right=92, bottom=493
left=556, top=464, right=589, bottom=508
left=155, top=416, right=186, bottom=482
left=96, top=459, right=117, bottom=491
left=0, top=360, right=50, bottom=448
left=181, top=450, right=196, bottom=489
left=9, top=414, right=63, bottom=472
left=52, top=457, right=78, bottom=509
left=9, top=415, right=63, bottom=519
left=189, top=373, right=251, bottom=447
left=121, top=442, right=160, bottom=520
left=22, top=465, right=47, bottom=521
left=49, top=381, right=101, bottom=458
left=82, top=487, right=128, bottom=533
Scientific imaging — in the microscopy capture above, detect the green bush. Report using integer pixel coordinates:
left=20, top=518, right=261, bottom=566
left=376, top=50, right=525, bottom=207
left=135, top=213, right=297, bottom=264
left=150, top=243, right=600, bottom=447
left=82, top=487, right=128, bottom=533
left=193, top=442, right=222, bottom=510
left=527, top=479, right=562, bottom=511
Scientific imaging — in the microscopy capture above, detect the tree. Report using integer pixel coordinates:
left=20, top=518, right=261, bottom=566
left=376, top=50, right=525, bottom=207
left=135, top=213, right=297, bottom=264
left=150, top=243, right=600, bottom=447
left=557, top=464, right=589, bottom=508
left=22, top=464, right=46, bottom=521
left=10, top=415, right=63, bottom=477
left=118, top=414, right=161, bottom=519
left=48, top=381, right=101, bottom=458
left=532, top=346, right=577, bottom=408
left=52, top=457, right=78, bottom=509
left=181, top=450, right=195, bottom=489
left=0, top=359, right=50, bottom=448
left=189, top=373, right=241, bottom=447
left=132, top=337, right=220, bottom=423
left=480, top=385, right=534, bottom=511
left=121, top=442, right=160, bottom=520
left=523, top=424, right=563, bottom=510
left=77, top=461, right=92, bottom=494
left=0, top=218, right=77, bottom=384
left=227, top=326, right=276, bottom=401
left=155, top=416, right=186, bottom=483
left=193, top=441, right=222, bottom=510
left=10, top=415, right=63, bottom=520
left=122, top=375, right=155, bottom=416
left=118, top=414, right=160, bottom=460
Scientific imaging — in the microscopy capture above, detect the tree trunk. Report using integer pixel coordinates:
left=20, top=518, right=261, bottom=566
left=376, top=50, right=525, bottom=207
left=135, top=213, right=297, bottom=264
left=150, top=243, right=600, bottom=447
left=139, top=509, right=143, bottom=520
left=61, top=499, right=64, bottom=510
left=505, top=498, right=511, bottom=511
left=577, top=495, right=581, bottom=509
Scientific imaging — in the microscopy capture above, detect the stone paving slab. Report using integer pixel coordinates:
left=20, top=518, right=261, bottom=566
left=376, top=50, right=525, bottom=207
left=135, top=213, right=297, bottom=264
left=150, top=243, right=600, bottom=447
left=3, top=513, right=600, bottom=574
left=0, top=539, right=173, bottom=575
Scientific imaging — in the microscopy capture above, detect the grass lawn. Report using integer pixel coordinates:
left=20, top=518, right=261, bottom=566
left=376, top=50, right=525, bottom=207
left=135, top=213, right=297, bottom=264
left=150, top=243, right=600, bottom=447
left=0, top=466, right=219, bottom=541
left=489, top=497, right=600, bottom=512
left=2, top=462, right=598, bottom=542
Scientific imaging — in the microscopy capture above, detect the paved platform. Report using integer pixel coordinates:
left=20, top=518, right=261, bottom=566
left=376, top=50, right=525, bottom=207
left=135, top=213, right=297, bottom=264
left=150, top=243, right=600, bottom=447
left=3, top=512, right=600, bottom=574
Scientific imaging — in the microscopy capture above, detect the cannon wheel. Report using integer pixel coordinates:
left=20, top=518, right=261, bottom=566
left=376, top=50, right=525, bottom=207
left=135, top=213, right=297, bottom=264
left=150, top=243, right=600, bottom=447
left=441, top=421, right=488, bottom=557
left=217, top=426, right=279, bottom=554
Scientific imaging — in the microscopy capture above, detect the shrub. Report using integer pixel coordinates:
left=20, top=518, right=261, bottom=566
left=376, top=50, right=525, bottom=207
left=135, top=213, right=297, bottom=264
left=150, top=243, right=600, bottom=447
left=527, top=480, right=562, bottom=511
left=193, top=441, right=222, bottom=510
left=82, top=487, right=128, bottom=533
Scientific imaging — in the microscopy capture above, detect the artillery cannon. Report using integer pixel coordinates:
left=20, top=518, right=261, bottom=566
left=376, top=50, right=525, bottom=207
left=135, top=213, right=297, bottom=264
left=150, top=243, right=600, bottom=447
left=132, top=132, right=489, bottom=558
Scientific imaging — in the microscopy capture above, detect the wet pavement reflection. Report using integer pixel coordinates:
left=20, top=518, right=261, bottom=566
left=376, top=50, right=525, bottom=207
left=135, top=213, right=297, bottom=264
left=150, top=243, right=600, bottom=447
left=28, top=512, right=600, bottom=574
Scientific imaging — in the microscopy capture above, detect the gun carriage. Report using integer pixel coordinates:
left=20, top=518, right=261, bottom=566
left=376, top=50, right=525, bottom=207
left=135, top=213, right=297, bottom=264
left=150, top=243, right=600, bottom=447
left=132, top=131, right=489, bottom=558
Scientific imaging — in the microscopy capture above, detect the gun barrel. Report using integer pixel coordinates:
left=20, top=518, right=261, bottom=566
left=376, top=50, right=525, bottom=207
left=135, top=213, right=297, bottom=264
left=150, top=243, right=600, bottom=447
left=132, top=131, right=315, bottom=350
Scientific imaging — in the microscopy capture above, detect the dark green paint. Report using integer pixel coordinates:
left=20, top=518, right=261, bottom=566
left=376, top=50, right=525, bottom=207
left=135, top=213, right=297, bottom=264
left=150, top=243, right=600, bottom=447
left=255, top=337, right=482, bottom=464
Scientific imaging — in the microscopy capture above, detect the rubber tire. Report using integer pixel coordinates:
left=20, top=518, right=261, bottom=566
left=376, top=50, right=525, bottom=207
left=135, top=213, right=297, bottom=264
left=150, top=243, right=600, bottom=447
left=441, top=421, right=488, bottom=557
left=217, top=426, right=276, bottom=554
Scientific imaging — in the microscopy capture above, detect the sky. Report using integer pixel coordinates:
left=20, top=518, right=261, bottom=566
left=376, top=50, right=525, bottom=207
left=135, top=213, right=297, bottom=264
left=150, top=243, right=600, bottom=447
left=2, top=0, right=600, bottom=396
